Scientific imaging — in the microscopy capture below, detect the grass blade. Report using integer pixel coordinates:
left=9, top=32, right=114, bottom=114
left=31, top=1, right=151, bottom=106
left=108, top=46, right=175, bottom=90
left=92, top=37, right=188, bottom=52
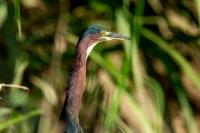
left=14, top=0, right=22, bottom=38
left=0, top=109, right=42, bottom=131
left=142, top=28, right=200, bottom=90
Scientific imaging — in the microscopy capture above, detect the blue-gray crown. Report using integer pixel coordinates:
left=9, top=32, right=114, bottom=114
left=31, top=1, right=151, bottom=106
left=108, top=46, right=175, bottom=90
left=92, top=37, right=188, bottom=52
left=81, top=25, right=104, bottom=38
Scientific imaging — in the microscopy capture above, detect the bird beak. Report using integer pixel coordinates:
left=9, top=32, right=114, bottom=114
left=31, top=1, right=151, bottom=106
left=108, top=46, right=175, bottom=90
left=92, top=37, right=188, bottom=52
left=108, top=32, right=130, bottom=40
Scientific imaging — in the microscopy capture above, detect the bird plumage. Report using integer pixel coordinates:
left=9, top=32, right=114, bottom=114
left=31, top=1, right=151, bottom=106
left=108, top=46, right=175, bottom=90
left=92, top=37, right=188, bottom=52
left=59, top=25, right=129, bottom=133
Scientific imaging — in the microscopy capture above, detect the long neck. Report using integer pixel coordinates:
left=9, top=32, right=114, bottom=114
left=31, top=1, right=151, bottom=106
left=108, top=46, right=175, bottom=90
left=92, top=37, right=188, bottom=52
left=66, top=47, right=87, bottom=118
left=60, top=37, right=94, bottom=132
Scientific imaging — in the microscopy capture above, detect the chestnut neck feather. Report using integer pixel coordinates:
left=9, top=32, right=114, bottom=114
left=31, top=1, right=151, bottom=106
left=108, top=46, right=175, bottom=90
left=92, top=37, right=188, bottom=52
left=60, top=35, right=97, bottom=132
left=66, top=35, right=97, bottom=117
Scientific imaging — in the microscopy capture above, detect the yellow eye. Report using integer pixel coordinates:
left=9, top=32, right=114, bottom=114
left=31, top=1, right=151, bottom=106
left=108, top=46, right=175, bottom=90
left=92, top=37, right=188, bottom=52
left=100, top=30, right=106, bottom=36
left=100, top=30, right=110, bottom=36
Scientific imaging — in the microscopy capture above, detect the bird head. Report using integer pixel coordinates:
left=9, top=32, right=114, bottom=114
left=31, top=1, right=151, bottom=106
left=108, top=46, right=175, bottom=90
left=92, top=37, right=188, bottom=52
left=78, top=25, right=130, bottom=56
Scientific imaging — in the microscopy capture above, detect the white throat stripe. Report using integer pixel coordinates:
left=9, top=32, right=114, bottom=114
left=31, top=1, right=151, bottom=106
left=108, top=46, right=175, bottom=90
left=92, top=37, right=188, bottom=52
left=86, top=43, right=97, bottom=57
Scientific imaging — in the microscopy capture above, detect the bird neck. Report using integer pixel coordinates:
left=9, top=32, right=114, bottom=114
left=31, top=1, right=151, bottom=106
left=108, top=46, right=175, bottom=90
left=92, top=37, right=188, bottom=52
left=66, top=50, right=87, bottom=118
left=62, top=37, right=95, bottom=121
left=60, top=36, right=97, bottom=132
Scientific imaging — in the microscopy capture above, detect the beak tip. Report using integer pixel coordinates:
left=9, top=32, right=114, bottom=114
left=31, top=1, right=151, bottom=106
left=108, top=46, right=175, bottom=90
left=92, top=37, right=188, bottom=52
left=109, top=32, right=130, bottom=40
left=124, top=36, right=131, bottom=40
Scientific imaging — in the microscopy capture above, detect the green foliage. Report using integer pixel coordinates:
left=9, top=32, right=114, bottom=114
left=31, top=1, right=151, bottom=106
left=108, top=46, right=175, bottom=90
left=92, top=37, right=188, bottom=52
left=0, top=0, right=200, bottom=132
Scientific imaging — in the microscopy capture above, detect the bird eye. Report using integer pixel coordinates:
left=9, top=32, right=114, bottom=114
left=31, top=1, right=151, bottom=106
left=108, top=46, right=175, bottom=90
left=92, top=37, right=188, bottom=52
left=100, top=30, right=110, bottom=36
left=100, top=30, right=106, bottom=36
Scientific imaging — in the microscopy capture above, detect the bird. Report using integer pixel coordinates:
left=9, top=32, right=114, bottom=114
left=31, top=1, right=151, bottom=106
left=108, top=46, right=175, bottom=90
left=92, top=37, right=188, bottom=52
left=59, top=25, right=129, bottom=133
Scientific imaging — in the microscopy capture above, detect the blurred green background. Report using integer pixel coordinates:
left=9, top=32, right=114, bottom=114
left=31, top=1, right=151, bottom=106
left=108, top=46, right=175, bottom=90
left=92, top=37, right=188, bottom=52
left=0, top=0, right=200, bottom=132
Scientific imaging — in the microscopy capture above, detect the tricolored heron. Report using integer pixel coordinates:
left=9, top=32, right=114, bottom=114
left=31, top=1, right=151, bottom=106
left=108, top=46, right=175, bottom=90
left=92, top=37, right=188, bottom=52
left=59, top=25, right=129, bottom=133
